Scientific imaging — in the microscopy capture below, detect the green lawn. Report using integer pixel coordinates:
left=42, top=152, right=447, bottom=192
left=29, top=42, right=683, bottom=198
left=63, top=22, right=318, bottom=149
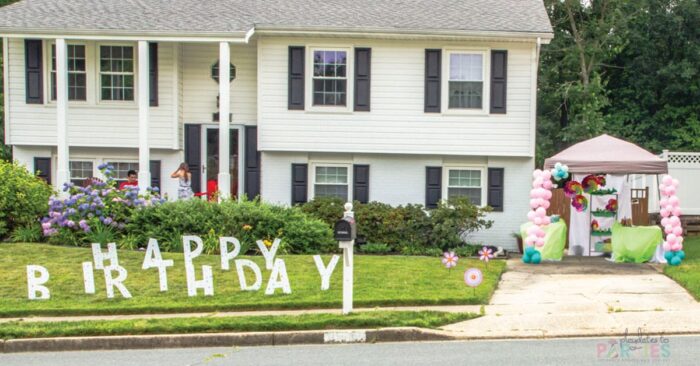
left=0, top=243, right=504, bottom=317
left=0, top=311, right=476, bottom=340
left=664, top=236, right=700, bottom=300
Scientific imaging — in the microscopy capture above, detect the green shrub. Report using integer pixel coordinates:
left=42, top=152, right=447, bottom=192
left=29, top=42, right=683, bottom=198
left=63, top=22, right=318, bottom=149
left=360, top=243, right=391, bottom=255
left=9, top=224, right=42, bottom=243
left=301, top=196, right=492, bottom=255
left=453, top=245, right=482, bottom=258
left=127, top=199, right=334, bottom=254
left=0, top=161, right=53, bottom=238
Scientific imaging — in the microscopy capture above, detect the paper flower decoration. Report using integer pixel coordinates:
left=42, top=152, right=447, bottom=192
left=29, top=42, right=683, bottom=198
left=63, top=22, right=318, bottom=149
left=564, top=181, right=584, bottom=198
left=478, top=247, right=494, bottom=262
left=582, top=175, right=600, bottom=193
left=591, top=219, right=599, bottom=231
left=605, top=198, right=618, bottom=213
left=572, top=194, right=588, bottom=212
left=441, top=251, right=459, bottom=269
left=551, top=162, right=569, bottom=182
left=464, top=268, right=483, bottom=288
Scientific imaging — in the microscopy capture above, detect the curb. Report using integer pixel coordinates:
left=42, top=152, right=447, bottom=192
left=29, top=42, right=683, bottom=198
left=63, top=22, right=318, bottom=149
left=0, top=327, right=456, bottom=353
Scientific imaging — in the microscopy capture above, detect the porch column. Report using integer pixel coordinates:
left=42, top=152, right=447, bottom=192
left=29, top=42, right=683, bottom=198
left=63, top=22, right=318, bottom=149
left=137, top=40, right=151, bottom=193
left=55, top=38, right=70, bottom=194
left=218, top=41, right=231, bottom=200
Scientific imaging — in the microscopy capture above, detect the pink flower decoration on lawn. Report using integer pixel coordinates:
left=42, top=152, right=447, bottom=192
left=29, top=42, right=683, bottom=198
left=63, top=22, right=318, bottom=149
left=441, top=251, right=459, bottom=269
left=478, top=247, right=494, bottom=262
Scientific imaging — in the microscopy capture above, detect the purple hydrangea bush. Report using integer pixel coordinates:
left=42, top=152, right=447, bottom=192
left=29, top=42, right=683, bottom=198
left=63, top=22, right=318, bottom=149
left=41, top=163, right=165, bottom=245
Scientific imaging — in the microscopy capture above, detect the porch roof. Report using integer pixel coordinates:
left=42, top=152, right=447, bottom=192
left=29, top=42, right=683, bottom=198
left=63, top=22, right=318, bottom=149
left=0, top=0, right=553, bottom=39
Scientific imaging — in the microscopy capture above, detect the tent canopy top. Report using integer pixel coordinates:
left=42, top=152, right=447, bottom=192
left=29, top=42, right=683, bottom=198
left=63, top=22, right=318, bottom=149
left=543, top=134, right=668, bottom=174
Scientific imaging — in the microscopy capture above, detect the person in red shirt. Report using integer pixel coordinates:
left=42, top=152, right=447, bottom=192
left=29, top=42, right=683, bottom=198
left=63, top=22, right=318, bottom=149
left=119, top=170, right=138, bottom=190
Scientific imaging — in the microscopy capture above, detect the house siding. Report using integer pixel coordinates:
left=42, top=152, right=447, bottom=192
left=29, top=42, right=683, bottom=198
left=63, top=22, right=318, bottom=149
left=258, top=37, right=536, bottom=157
left=6, top=38, right=176, bottom=149
left=261, top=151, right=533, bottom=250
left=181, top=42, right=257, bottom=125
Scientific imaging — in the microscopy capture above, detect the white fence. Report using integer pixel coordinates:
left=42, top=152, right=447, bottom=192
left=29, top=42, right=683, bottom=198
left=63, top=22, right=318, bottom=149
left=629, top=151, right=700, bottom=215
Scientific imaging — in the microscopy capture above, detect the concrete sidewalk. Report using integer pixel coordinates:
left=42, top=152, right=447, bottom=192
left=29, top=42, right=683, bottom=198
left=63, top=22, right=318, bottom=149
left=441, top=257, right=700, bottom=338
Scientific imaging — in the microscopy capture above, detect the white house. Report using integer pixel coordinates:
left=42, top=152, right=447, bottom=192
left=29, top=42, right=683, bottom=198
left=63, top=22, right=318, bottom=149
left=0, top=0, right=553, bottom=249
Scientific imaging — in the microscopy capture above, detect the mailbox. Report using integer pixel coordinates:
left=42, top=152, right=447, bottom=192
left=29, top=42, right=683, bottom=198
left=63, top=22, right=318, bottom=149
left=334, top=217, right=356, bottom=241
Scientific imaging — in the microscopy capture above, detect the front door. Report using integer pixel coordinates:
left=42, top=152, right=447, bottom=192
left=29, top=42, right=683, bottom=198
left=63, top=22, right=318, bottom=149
left=203, top=126, right=239, bottom=199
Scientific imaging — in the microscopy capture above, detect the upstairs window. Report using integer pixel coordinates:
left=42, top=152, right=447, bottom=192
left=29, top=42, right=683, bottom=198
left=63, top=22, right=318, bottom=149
left=313, top=166, right=349, bottom=200
left=448, top=53, right=484, bottom=109
left=100, top=46, right=134, bottom=101
left=51, top=44, right=87, bottom=101
left=312, top=50, right=347, bottom=106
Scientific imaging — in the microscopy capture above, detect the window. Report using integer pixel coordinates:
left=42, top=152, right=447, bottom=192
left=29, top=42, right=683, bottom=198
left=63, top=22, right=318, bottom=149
left=51, top=44, right=87, bottom=101
left=108, top=162, right=139, bottom=183
left=100, top=46, right=134, bottom=101
left=312, top=50, right=347, bottom=106
left=448, top=53, right=484, bottom=109
left=314, top=166, right=349, bottom=200
left=446, top=169, right=483, bottom=205
left=69, top=161, right=94, bottom=186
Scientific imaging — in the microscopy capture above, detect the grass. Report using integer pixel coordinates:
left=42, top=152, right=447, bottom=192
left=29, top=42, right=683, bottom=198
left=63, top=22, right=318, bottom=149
left=0, top=310, right=477, bottom=340
left=0, top=243, right=505, bottom=317
left=664, top=236, right=700, bottom=300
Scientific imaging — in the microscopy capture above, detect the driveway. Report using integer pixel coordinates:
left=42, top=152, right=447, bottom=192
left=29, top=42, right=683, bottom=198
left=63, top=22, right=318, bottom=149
left=442, top=257, right=700, bottom=338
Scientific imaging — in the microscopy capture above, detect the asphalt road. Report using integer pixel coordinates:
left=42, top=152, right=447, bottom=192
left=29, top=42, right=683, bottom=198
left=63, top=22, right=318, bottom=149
left=1, top=335, right=697, bottom=366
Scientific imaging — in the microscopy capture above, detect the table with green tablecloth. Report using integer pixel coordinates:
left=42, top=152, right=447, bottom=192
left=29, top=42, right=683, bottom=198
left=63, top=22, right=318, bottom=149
left=520, top=221, right=567, bottom=261
left=611, top=222, right=663, bottom=263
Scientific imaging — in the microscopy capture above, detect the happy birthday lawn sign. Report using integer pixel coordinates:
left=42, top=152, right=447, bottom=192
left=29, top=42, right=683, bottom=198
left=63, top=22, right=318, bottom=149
left=25, top=236, right=341, bottom=300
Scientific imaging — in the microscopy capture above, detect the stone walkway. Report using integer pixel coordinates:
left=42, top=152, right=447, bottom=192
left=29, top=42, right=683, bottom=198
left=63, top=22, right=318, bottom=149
left=442, top=257, right=700, bottom=338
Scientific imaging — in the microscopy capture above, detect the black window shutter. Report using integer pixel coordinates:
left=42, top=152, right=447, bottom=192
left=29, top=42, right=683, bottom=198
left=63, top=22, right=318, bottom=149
left=353, top=164, right=370, bottom=203
left=424, top=49, right=441, bottom=113
left=288, top=46, right=305, bottom=110
left=487, top=168, right=505, bottom=212
left=354, top=48, right=371, bottom=111
left=34, top=157, right=51, bottom=185
left=244, top=126, right=261, bottom=199
left=184, top=124, right=202, bottom=193
left=490, top=50, right=507, bottom=114
left=291, top=163, right=308, bottom=204
left=149, top=42, right=158, bottom=107
left=425, top=166, right=442, bottom=208
left=149, top=160, right=161, bottom=190
left=25, top=39, right=43, bottom=104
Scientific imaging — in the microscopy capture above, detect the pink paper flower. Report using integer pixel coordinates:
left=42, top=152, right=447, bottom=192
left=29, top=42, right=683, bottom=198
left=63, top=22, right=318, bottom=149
left=478, top=246, right=494, bottom=262
left=441, top=251, right=459, bottom=269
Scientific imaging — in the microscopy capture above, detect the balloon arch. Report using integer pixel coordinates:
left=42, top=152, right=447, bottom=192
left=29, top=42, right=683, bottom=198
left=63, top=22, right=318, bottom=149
left=523, top=163, right=684, bottom=266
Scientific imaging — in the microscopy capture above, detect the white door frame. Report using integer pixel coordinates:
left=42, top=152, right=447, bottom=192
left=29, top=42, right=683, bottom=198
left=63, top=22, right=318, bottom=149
left=200, top=123, right=245, bottom=199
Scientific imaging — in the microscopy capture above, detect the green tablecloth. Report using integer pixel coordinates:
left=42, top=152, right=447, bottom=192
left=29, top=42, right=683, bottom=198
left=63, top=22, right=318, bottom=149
left=520, top=221, right=567, bottom=261
left=611, top=222, right=662, bottom=263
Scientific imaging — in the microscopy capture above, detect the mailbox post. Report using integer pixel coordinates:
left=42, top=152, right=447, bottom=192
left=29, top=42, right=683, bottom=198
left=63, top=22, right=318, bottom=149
left=334, top=202, right=356, bottom=314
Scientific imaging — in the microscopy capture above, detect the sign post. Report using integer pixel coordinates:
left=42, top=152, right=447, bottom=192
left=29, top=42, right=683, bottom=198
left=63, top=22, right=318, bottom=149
left=334, top=202, right=356, bottom=314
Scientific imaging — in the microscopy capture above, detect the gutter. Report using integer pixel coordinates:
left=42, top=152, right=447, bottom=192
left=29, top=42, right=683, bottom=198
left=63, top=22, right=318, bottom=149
left=0, top=27, right=251, bottom=43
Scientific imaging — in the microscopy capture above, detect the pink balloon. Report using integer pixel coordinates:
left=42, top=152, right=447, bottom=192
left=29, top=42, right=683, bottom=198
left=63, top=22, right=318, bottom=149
left=534, top=217, right=542, bottom=225
left=530, top=199, right=539, bottom=209
left=535, top=238, right=545, bottom=247
left=673, top=226, right=683, bottom=236
left=662, top=175, right=673, bottom=186
left=532, top=169, right=543, bottom=178
left=538, top=198, right=548, bottom=207
left=536, top=230, right=546, bottom=238
left=672, top=178, right=679, bottom=187
left=527, top=211, right=536, bottom=221
left=532, top=179, right=543, bottom=188
left=664, top=226, right=673, bottom=235
left=541, top=216, right=551, bottom=225
left=543, top=201, right=551, bottom=209
left=669, top=196, right=679, bottom=205
left=662, top=242, right=671, bottom=251
left=543, top=190, right=552, bottom=200
left=670, top=216, right=681, bottom=226
left=667, top=234, right=677, bottom=243
left=665, top=205, right=674, bottom=213
left=543, top=180, right=553, bottom=190
left=536, top=207, right=546, bottom=216
left=661, top=217, right=670, bottom=227
left=673, top=208, right=682, bottom=217
left=660, top=198, right=669, bottom=207
left=665, top=186, right=676, bottom=196
left=542, top=170, right=552, bottom=180
left=527, top=226, right=539, bottom=235
left=671, top=243, right=682, bottom=252
left=660, top=209, right=669, bottom=218
left=677, top=236, right=684, bottom=244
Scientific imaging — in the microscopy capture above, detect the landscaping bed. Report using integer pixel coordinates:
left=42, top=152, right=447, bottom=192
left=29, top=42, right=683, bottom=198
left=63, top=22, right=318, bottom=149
left=0, top=244, right=505, bottom=317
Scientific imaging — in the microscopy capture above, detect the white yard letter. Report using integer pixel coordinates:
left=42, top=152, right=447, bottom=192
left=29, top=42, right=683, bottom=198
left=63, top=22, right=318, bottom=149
left=183, top=235, right=214, bottom=296
left=256, top=238, right=281, bottom=270
left=142, top=238, right=174, bottom=291
left=91, top=242, right=119, bottom=269
left=234, top=259, right=262, bottom=291
left=220, top=237, right=241, bottom=270
left=103, top=265, right=132, bottom=299
left=82, top=261, right=95, bottom=294
left=26, top=265, right=50, bottom=300
left=313, top=255, right=339, bottom=291
left=265, top=258, right=291, bottom=295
